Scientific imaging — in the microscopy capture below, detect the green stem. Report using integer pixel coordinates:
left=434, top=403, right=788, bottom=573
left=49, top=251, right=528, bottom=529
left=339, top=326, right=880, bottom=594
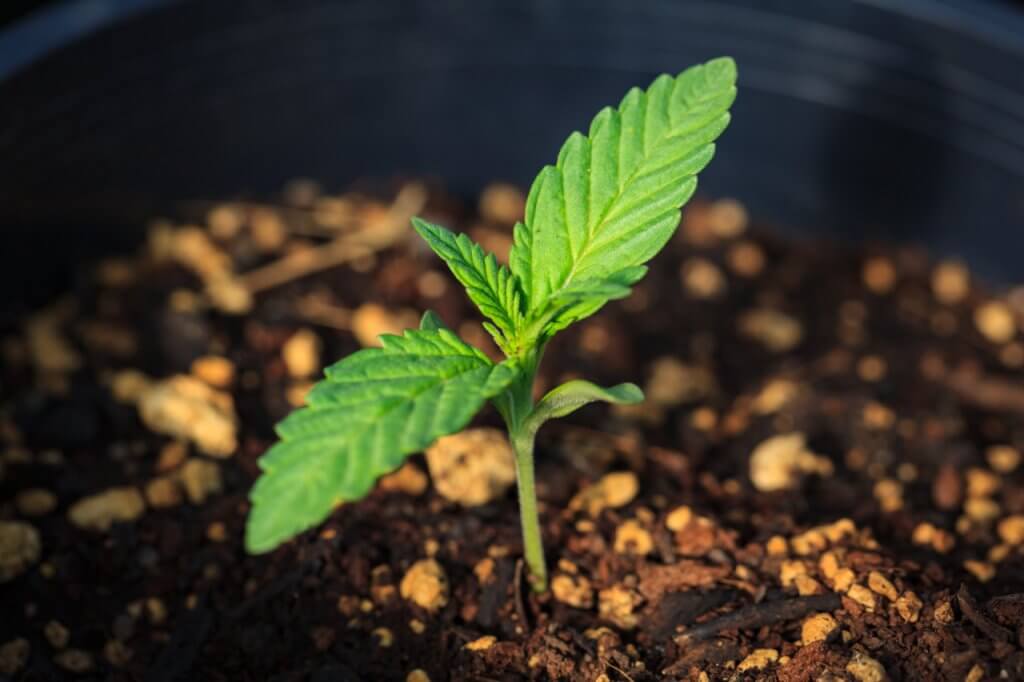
left=511, top=427, right=547, bottom=592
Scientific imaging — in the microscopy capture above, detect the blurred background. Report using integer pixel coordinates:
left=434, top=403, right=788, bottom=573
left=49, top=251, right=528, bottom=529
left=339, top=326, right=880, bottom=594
left=1, top=0, right=1023, bottom=315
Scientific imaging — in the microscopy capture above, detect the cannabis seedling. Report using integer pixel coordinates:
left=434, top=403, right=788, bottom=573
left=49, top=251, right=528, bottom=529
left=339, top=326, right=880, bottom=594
left=245, top=57, right=737, bottom=592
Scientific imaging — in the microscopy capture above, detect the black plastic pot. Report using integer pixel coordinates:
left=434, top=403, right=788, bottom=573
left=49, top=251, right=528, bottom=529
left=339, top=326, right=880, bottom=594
left=2, top=0, right=1024, bottom=316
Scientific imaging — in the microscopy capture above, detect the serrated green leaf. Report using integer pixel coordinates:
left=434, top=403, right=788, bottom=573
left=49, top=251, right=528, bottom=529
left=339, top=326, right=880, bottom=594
left=523, top=380, right=643, bottom=436
left=245, top=328, right=516, bottom=553
left=412, top=217, right=522, bottom=350
left=511, top=56, right=737, bottom=329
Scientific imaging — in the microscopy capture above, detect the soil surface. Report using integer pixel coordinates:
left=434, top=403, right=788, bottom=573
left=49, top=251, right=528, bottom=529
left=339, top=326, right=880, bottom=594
left=2, top=180, right=1024, bottom=681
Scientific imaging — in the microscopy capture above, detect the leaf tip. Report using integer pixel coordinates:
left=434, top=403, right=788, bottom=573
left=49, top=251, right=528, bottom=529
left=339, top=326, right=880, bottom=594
left=704, top=56, right=737, bottom=86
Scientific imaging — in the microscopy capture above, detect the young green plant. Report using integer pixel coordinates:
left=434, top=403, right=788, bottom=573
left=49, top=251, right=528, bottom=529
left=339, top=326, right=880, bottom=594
left=245, top=56, right=738, bottom=592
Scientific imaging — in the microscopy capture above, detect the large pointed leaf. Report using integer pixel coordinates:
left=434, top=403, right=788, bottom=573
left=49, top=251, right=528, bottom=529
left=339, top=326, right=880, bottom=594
left=511, top=57, right=737, bottom=324
left=245, top=328, right=517, bottom=553
left=413, top=218, right=522, bottom=350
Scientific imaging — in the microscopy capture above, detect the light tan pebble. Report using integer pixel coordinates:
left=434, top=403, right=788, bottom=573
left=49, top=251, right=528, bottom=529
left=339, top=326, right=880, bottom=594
left=737, top=648, right=779, bottom=672
left=424, top=428, right=516, bottom=506
left=753, top=379, right=799, bottom=414
left=863, top=257, right=897, bottom=294
left=819, top=552, right=840, bottom=580
left=964, top=498, right=1000, bottom=523
left=190, top=355, right=235, bottom=388
left=352, top=304, right=415, bottom=348
left=749, top=433, right=830, bottom=492
left=146, top=597, right=168, bottom=624
left=822, top=519, right=856, bottom=543
left=157, top=441, right=188, bottom=472
left=802, top=613, right=838, bottom=644
left=613, top=520, right=654, bottom=556
left=989, top=544, right=1012, bottom=563
left=569, top=471, right=639, bottom=517
left=728, top=241, right=764, bottom=277
left=378, top=463, right=429, bottom=496
left=867, top=571, right=898, bottom=601
left=767, top=536, right=789, bottom=557
left=680, top=258, right=726, bottom=299
left=54, top=649, right=94, bottom=673
left=250, top=208, right=288, bottom=251
left=409, top=619, right=426, bottom=634
left=68, top=488, right=145, bottom=532
left=44, top=620, right=69, bottom=649
left=473, top=558, right=495, bottom=584
left=406, top=670, right=431, bottom=682
left=479, top=183, right=525, bottom=224
left=371, top=627, right=394, bottom=647
left=846, top=651, right=889, bottom=682
left=895, top=591, right=922, bottom=623
left=15, top=489, right=57, bottom=517
left=644, top=356, right=715, bottom=407
left=707, top=198, right=748, bottom=238
left=24, top=306, right=82, bottom=373
left=795, top=575, right=823, bottom=596
left=931, top=529, right=956, bottom=554
left=966, top=468, right=1001, bottom=498
left=964, top=664, right=985, bottom=682
left=282, top=329, right=321, bottom=379
left=416, top=271, right=448, bottom=299
left=873, top=479, right=903, bottom=513
left=933, top=599, right=955, bottom=624
left=963, top=560, right=995, bottom=582
left=423, top=539, right=440, bottom=557
left=857, top=355, right=887, bottom=382
left=145, top=477, right=183, bottom=509
left=911, top=522, right=935, bottom=546
left=0, top=522, right=42, bottom=582
left=464, top=635, right=496, bottom=652
left=738, top=308, right=803, bottom=352
left=597, top=585, right=641, bottom=629
left=207, top=204, right=244, bottom=240
left=206, top=522, right=228, bottom=543
left=0, top=638, right=29, bottom=676
left=205, top=274, right=253, bottom=315
left=104, top=639, right=133, bottom=667
left=177, top=458, right=222, bottom=504
left=110, top=370, right=152, bottom=403
left=997, top=515, right=1024, bottom=544
left=551, top=574, right=594, bottom=609
left=791, top=529, right=829, bottom=556
left=975, top=301, right=1016, bottom=344
left=831, top=568, right=856, bottom=593
left=286, top=382, right=313, bottom=407
left=986, top=445, right=1021, bottom=473
left=138, top=375, right=237, bottom=457
left=779, top=560, right=807, bottom=587
left=931, top=261, right=969, bottom=304
left=400, top=559, right=448, bottom=612
left=665, top=506, right=693, bottom=532
left=862, top=402, right=895, bottom=430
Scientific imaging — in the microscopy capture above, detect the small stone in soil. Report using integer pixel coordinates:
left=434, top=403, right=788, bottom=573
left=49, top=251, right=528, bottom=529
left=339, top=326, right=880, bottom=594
left=68, top=487, right=146, bottom=532
left=569, top=471, right=639, bottom=517
left=551, top=574, right=594, bottom=609
left=0, top=638, right=30, bottom=676
left=282, top=328, right=321, bottom=379
left=178, top=458, right=223, bottom=504
left=846, top=651, right=889, bottom=682
left=15, top=488, right=57, bottom=516
left=424, top=428, right=516, bottom=507
left=802, top=613, right=838, bottom=644
left=400, top=559, right=449, bottom=612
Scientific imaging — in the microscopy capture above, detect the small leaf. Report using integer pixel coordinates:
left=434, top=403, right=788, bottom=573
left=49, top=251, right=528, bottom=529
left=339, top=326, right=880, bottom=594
left=511, top=57, right=737, bottom=335
left=523, top=380, right=643, bottom=435
left=419, top=309, right=450, bottom=332
left=412, top=217, right=522, bottom=349
left=245, top=328, right=516, bottom=553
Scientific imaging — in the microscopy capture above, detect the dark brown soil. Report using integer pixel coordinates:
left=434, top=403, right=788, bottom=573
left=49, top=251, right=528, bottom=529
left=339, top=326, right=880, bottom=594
left=2, top=180, right=1024, bottom=681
